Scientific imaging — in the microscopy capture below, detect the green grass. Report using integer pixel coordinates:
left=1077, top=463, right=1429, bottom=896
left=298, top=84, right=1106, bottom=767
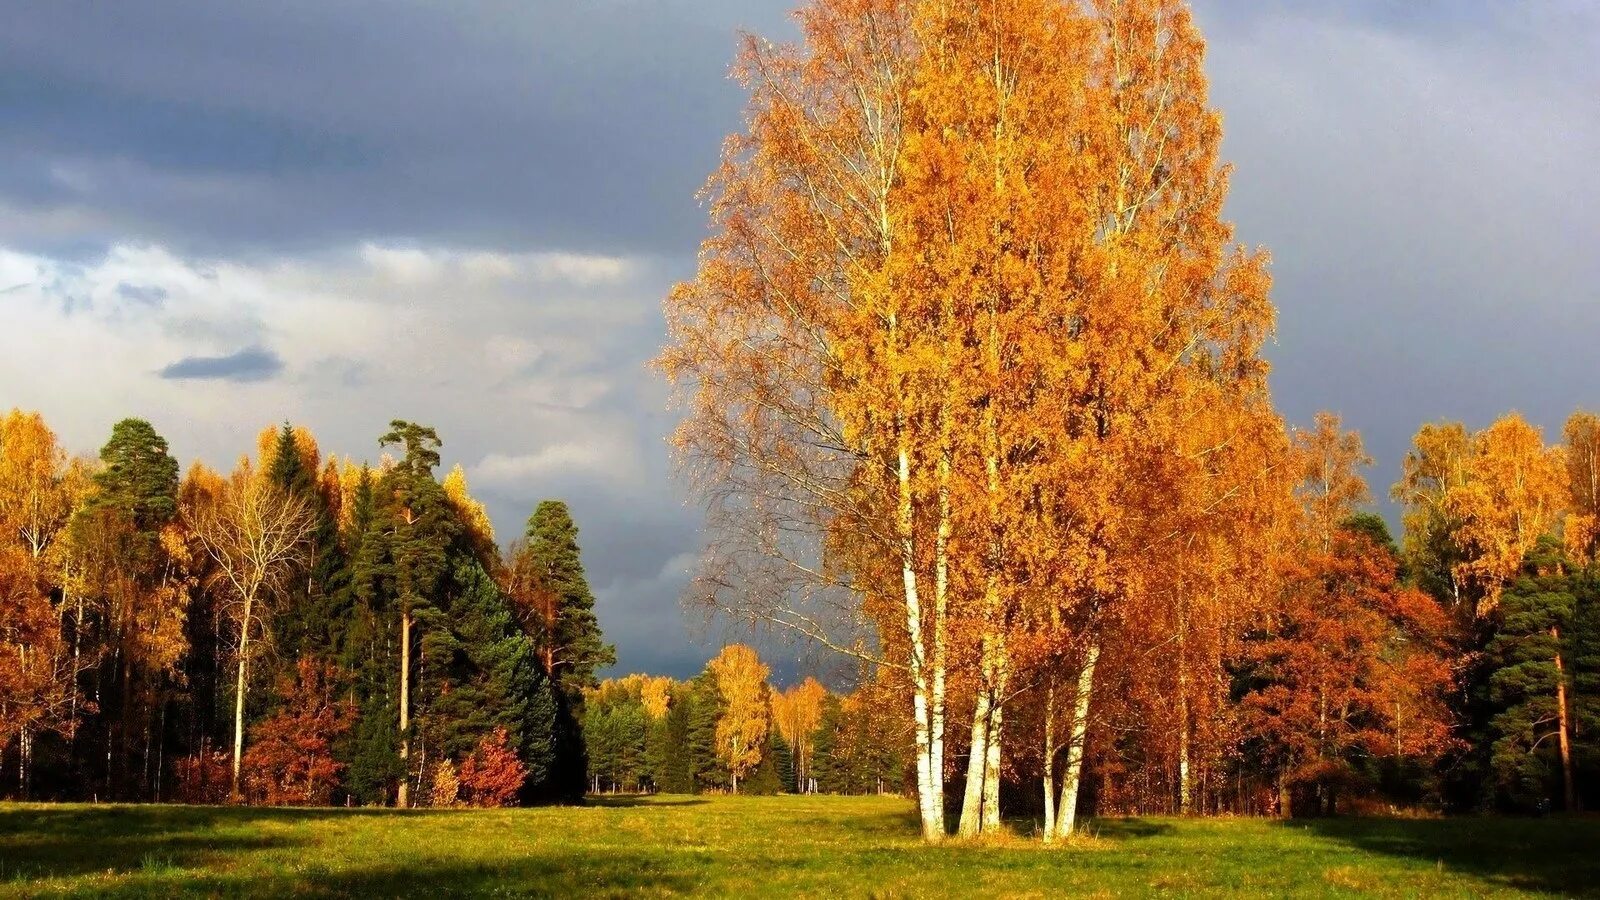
left=1, top=795, right=1595, bottom=897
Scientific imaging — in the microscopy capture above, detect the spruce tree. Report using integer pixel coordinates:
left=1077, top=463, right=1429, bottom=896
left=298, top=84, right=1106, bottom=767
left=686, top=670, right=725, bottom=792
left=265, top=424, right=349, bottom=667
left=514, top=501, right=615, bottom=694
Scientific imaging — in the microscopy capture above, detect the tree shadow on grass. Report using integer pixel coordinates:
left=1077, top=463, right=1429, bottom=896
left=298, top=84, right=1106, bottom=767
left=0, top=806, right=300, bottom=881
left=1284, top=816, right=1600, bottom=897
left=0, top=805, right=707, bottom=897
left=583, top=795, right=708, bottom=808
left=197, top=849, right=701, bottom=898
left=1082, top=817, right=1175, bottom=840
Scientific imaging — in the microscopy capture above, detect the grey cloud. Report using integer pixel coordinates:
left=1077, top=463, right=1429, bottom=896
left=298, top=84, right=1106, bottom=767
left=0, top=1, right=797, bottom=259
left=115, top=282, right=167, bottom=306
left=157, top=345, right=284, bottom=382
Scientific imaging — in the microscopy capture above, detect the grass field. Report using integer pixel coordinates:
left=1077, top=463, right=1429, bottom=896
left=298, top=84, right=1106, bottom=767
left=2, top=795, right=1596, bottom=898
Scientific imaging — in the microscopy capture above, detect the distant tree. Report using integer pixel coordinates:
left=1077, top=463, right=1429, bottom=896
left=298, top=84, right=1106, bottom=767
left=442, top=465, right=496, bottom=566
left=241, top=658, right=354, bottom=806
left=1562, top=413, right=1600, bottom=562
left=505, top=501, right=615, bottom=693
left=812, top=694, right=846, bottom=794
left=651, top=681, right=696, bottom=794
left=1242, top=525, right=1457, bottom=816
left=263, top=424, right=348, bottom=666
left=1393, top=421, right=1474, bottom=614
left=772, top=677, right=827, bottom=792
left=0, top=410, right=92, bottom=792
left=67, top=418, right=189, bottom=799
left=709, top=645, right=770, bottom=793
left=686, top=671, right=725, bottom=792
left=460, top=727, right=527, bottom=807
left=376, top=420, right=460, bottom=807
left=1449, top=414, right=1567, bottom=616
left=84, top=419, right=179, bottom=532
left=743, top=730, right=785, bottom=795
left=424, top=559, right=556, bottom=799
left=1292, top=413, right=1374, bottom=554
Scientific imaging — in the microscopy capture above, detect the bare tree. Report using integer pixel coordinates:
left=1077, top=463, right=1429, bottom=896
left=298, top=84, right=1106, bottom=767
left=193, top=467, right=313, bottom=798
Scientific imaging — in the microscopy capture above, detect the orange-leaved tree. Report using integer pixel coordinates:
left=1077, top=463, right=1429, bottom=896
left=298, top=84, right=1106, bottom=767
left=662, top=0, right=1277, bottom=840
left=709, top=644, right=771, bottom=793
left=460, top=727, right=527, bottom=808
left=241, top=658, right=355, bottom=806
left=1448, top=413, right=1566, bottom=615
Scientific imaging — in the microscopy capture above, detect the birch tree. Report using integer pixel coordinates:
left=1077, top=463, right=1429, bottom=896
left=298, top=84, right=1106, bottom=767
left=193, top=463, right=313, bottom=798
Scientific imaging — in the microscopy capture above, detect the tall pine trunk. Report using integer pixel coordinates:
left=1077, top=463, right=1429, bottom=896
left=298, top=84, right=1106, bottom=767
left=1553, top=626, right=1576, bottom=811
left=397, top=609, right=412, bottom=808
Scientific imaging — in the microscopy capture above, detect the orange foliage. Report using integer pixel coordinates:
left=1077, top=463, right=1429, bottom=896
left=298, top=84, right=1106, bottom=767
left=241, top=658, right=354, bottom=806
left=1562, top=411, right=1600, bottom=562
left=708, top=644, right=771, bottom=790
left=1448, top=413, right=1566, bottom=612
left=1243, top=529, right=1457, bottom=814
left=773, top=677, right=829, bottom=791
left=459, top=727, right=527, bottom=808
left=172, top=749, right=233, bottom=805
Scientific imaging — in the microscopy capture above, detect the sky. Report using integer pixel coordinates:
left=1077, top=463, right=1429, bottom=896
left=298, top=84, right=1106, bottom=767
left=2, top=1, right=1596, bottom=681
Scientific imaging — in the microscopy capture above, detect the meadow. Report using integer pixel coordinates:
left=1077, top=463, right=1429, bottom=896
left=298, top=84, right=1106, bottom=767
left=1, top=795, right=1595, bottom=898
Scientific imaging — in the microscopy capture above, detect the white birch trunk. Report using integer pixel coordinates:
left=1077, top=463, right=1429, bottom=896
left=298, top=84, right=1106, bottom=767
left=231, top=592, right=253, bottom=799
left=958, top=683, right=992, bottom=837
left=1042, top=681, right=1057, bottom=840
left=898, top=444, right=944, bottom=841
left=1053, top=641, right=1099, bottom=840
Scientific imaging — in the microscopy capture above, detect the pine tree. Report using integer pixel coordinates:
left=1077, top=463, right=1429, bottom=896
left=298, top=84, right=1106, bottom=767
left=743, top=731, right=784, bottom=795
left=812, top=694, right=845, bottom=794
left=686, top=671, right=725, bottom=792
left=84, top=418, right=179, bottom=532
left=654, top=697, right=692, bottom=793
left=377, top=421, right=460, bottom=807
left=509, top=501, right=615, bottom=694
left=770, top=729, right=795, bottom=795
left=1486, top=545, right=1584, bottom=811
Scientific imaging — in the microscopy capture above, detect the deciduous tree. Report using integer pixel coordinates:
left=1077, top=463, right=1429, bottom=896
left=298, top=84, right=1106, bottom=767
left=192, top=463, right=314, bottom=797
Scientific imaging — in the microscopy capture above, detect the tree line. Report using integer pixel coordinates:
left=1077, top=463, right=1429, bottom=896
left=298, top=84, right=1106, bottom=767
left=0, top=411, right=613, bottom=807
left=658, top=0, right=1599, bottom=841
left=583, top=646, right=906, bottom=797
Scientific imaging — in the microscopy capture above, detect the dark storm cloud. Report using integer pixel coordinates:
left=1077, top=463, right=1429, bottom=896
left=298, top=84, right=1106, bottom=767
left=2, top=0, right=1595, bottom=679
left=0, top=0, right=794, bottom=258
left=157, top=345, right=283, bottom=382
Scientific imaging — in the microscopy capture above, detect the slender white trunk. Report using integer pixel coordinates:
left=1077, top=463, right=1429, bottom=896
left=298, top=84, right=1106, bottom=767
left=231, top=592, right=253, bottom=799
left=897, top=443, right=943, bottom=841
left=1178, top=701, right=1191, bottom=815
left=958, top=683, right=992, bottom=837
left=1042, top=681, right=1057, bottom=841
left=1178, top=597, right=1191, bottom=814
left=930, top=442, right=951, bottom=832
left=1053, top=642, right=1099, bottom=840
left=983, top=682, right=1003, bottom=832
